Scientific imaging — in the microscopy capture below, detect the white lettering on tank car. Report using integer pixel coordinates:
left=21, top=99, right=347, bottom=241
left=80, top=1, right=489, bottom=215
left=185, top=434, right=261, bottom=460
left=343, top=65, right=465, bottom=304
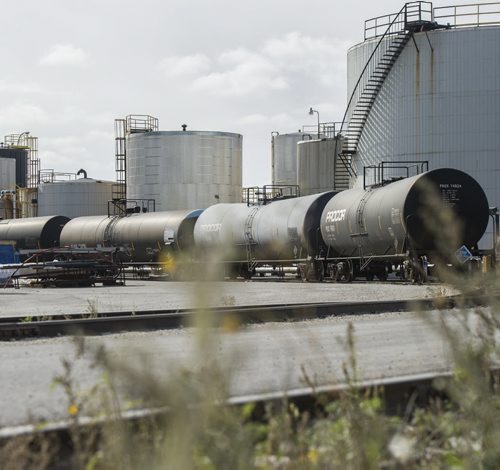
left=325, top=209, right=346, bottom=223
left=200, top=223, right=222, bottom=232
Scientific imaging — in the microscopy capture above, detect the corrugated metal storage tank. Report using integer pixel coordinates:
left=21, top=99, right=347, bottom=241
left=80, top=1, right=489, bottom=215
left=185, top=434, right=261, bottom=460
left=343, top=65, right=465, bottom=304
left=37, top=178, right=115, bottom=219
left=297, top=139, right=337, bottom=196
left=272, top=132, right=315, bottom=186
left=0, top=158, right=15, bottom=190
left=0, top=148, right=28, bottom=188
left=127, top=131, right=242, bottom=210
left=347, top=16, right=500, bottom=245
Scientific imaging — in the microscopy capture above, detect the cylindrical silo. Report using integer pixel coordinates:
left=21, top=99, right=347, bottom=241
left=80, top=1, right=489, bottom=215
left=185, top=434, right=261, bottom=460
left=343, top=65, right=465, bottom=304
left=297, top=138, right=344, bottom=195
left=37, top=178, right=115, bottom=219
left=272, top=132, right=314, bottom=186
left=0, top=148, right=28, bottom=188
left=0, top=158, right=15, bottom=190
left=346, top=15, right=500, bottom=246
left=126, top=131, right=242, bottom=210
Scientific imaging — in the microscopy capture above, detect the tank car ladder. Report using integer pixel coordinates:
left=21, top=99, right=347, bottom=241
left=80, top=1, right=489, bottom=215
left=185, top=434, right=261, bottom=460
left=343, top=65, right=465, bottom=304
left=244, top=207, right=259, bottom=274
left=103, top=216, right=120, bottom=247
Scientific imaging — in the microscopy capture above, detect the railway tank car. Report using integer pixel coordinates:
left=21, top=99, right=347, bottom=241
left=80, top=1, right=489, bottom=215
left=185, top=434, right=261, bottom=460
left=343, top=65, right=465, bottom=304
left=60, top=210, right=203, bottom=262
left=194, top=191, right=336, bottom=278
left=320, top=168, right=490, bottom=281
left=0, top=215, right=70, bottom=250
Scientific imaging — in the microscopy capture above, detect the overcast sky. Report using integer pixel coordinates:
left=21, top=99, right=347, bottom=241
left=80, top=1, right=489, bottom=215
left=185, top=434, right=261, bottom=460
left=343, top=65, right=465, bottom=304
left=1, top=0, right=465, bottom=186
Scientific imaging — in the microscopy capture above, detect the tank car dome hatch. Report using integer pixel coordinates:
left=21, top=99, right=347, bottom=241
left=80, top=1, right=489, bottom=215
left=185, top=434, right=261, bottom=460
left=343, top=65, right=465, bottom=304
left=0, top=215, right=70, bottom=249
left=38, top=178, right=115, bottom=219
left=320, top=168, right=489, bottom=258
left=126, top=130, right=242, bottom=211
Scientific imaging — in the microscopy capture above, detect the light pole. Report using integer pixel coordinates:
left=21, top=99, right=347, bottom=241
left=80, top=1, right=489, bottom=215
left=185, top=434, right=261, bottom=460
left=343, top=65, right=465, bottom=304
left=309, top=108, right=320, bottom=137
left=16, top=131, right=30, bottom=146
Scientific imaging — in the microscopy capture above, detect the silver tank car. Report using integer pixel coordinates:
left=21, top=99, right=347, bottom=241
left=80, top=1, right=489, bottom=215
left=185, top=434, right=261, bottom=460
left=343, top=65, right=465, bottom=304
left=60, top=210, right=203, bottom=262
left=320, top=168, right=489, bottom=258
left=0, top=215, right=70, bottom=249
left=194, top=192, right=337, bottom=262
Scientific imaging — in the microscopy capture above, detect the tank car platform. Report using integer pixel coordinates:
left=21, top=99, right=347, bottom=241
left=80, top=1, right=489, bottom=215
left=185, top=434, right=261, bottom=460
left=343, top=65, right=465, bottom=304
left=0, top=280, right=454, bottom=318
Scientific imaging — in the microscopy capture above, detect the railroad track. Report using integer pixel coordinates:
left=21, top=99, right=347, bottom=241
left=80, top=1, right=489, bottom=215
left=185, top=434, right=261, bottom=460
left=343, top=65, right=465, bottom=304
left=0, top=295, right=473, bottom=340
left=0, top=370, right=458, bottom=448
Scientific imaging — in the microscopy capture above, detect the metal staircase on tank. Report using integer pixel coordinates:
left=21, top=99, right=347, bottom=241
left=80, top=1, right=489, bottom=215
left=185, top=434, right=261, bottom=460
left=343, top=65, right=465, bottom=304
left=335, top=2, right=435, bottom=189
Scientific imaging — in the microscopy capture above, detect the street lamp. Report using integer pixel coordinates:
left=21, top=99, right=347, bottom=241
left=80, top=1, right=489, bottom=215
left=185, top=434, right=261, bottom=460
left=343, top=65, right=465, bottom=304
left=309, top=108, right=320, bottom=137
left=16, top=131, right=30, bottom=146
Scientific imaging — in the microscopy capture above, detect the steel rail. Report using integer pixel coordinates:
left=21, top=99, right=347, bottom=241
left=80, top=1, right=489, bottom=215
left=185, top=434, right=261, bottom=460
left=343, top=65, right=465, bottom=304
left=0, top=296, right=472, bottom=340
left=0, top=369, right=453, bottom=440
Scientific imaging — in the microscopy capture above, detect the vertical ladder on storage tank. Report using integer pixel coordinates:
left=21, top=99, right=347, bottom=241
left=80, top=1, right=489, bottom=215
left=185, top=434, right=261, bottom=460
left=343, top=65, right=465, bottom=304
left=244, top=207, right=259, bottom=273
left=335, top=2, right=435, bottom=188
left=112, top=115, right=160, bottom=216
left=113, top=119, right=127, bottom=215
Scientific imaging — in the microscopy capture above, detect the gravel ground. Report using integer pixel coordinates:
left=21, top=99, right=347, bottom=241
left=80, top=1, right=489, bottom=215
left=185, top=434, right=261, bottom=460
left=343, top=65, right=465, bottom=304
left=0, top=279, right=456, bottom=318
left=0, top=308, right=467, bottom=429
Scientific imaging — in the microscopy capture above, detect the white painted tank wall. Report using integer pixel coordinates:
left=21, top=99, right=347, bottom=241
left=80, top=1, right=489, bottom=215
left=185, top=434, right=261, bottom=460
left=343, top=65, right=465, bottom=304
left=38, top=178, right=114, bottom=218
left=347, top=26, right=500, bottom=246
left=272, top=133, right=319, bottom=186
left=297, top=139, right=336, bottom=196
left=0, top=158, right=15, bottom=190
left=127, top=131, right=242, bottom=210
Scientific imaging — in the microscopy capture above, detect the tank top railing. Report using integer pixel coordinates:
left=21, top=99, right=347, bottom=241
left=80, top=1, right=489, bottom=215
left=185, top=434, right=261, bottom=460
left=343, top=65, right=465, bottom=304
left=434, top=2, right=500, bottom=29
left=365, top=1, right=433, bottom=39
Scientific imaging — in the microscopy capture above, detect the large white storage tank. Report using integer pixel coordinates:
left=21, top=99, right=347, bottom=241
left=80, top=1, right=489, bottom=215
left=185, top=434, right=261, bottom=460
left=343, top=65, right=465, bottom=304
left=126, top=130, right=242, bottom=210
left=297, top=139, right=336, bottom=195
left=346, top=3, right=500, bottom=245
left=272, top=132, right=316, bottom=186
left=38, top=178, right=115, bottom=218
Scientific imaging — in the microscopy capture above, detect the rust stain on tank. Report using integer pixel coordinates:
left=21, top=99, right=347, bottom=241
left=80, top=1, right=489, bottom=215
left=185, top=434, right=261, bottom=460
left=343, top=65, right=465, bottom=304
left=430, top=48, right=435, bottom=95
left=415, top=50, right=420, bottom=96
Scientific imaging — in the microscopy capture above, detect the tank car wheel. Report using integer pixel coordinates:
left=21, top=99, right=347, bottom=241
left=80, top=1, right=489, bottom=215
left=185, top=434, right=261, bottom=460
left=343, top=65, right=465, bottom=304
left=334, top=261, right=353, bottom=283
left=366, top=272, right=374, bottom=281
left=376, top=270, right=388, bottom=282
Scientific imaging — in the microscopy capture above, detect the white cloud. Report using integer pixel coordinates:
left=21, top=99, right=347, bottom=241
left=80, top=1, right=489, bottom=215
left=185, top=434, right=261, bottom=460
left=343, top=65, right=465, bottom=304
left=239, top=113, right=295, bottom=127
left=165, top=32, right=347, bottom=97
left=0, top=81, right=43, bottom=94
left=86, top=130, right=114, bottom=141
left=191, top=49, right=288, bottom=96
left=263, top=32, right=349, bottom=87
left=39, top=44, right=88, bottom=67
left=160, top=53, right=211, bottom=77
left=0, top=103, right=49, bottom=127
